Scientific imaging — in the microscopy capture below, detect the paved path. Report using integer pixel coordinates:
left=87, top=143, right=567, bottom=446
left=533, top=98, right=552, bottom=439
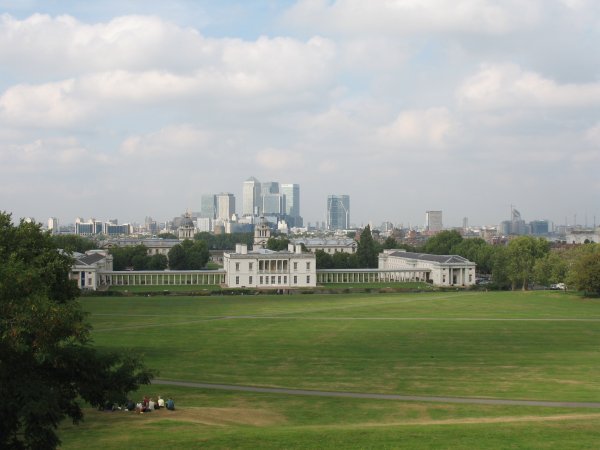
left=153, top=379, right=600, bottom=409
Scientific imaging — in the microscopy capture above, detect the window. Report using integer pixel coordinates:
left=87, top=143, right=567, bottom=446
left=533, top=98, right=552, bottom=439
left=265, top=276, right=269, bottom=284
left=259, top=276, right=263, bottom=284
left=469, top=274, right=472, bottom=282
left=249, top=262, right=253, bottom=270
left=235, top=262, right=240, bottom=271
left=306, top=262, right=310, bottom=270
left=278, top=276, right=281, bottom=284
left=294, top=276, right=297, bottom=284
left=235, top=276, right=239, bottom=285
left=271, top=276, right=275, bottom=284
left=249, top=276, right=253, bottom=284
left=293, top=262, right=298, bottom=270
left=284, top=276, right=287, bottom=283
left=306, top=275, right=310, bottom=284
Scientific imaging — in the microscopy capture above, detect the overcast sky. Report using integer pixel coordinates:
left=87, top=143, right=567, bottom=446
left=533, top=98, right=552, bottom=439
left=1, top=0, right=599, bottom=229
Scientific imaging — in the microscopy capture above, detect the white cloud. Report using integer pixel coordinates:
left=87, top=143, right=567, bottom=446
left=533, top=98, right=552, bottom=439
left=0, top=136, right=105, bottom=172
left=256, top=148, right=304, bottom=170
left=585, top=122, right=600, bottom=147
left=120, top=124, right=211, bottom=157
left=377, top=107, right=457, bottom=149
left=0, top=14, right=337, bottom=127
left=457, top=63, right=600, bottom=111
left=283, top=0, right=541, bottom=35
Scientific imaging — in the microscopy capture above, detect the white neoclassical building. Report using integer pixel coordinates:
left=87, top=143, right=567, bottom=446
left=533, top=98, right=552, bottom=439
left=223, top=243, right=316, bottom=289
left=291, top=237, right=357, bottom=254
left=70, top=250, right=113, bottom=290
left=378, top=249, right=476, bottom=287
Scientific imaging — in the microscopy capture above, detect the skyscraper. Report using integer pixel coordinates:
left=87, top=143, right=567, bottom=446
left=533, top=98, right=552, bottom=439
left=281, top=183, right=302, bottom=227
left=47, top=217, right=59, bottom=234
left=200, top=194, right=216, bottom=219
left=327, top=195, right=350, bottom=230
left=425, top=211, right=443, bottom=232
left=216, top=193, right=235, bottom=221
left=262, top=193, right=284, bottom=215
left=242, top=176, right=261, bottom=216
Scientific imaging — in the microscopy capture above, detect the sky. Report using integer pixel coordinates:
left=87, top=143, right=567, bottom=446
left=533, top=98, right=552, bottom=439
left=0, top=0, right=599, bottom=229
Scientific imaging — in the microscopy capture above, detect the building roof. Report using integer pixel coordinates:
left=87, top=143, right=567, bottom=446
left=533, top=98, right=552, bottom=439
left=292, top=238, right=356, bottom=247
left=386, top=251, right=473, bottom=264
left=75, top=252, right=106, bottom=266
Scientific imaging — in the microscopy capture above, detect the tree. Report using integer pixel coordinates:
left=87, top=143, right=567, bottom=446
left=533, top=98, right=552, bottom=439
left=422, top=230, right=463, bottom=255
left=452, top=238, right=494, bottom=274
left=158, top=232, right=177, bottom=239
left=0, top=212, right=154, bottom=449
left=168, top=239, right=209, bottom=270
left=315, top=250, right=333, bottom=269
left=506, top=236, right=549, bottom=290
left=266, top=236, right=290, bottom=251
left=356, top=225, right=378, bottom=268
left=570, top=252, right=600, bottom=295
left=533, top=252, right=568, bottom=286
left=147, top=253, right=168, bottom=270
left=382, top=236, right=398, bottom=249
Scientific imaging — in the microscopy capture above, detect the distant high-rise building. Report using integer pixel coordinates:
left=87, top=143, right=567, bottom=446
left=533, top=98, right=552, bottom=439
left=327, top=195, right=350, bottom=230
left=48, top=217, right=59, bottom=234
left=261, top=181, right=279, bottom=195
left=530, top=220, right=549, bottom=235
left=200, top=194, right=217, bottom=219
left=425, top=211, right=443, bottom=232
left=281, top=183, right=302, bottom=226
left=262, top=193, right=284, bottom=215
left=216, top=193, right=236, bottom=221
left=243, top=177, right=262, bottom=216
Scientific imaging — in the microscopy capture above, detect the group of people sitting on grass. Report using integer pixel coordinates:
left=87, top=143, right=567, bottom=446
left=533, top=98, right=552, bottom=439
left=101, top=395, right=174, bottom=412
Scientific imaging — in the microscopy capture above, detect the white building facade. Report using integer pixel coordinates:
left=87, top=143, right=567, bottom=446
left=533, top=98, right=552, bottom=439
left=223, top=243, right=316, bottom=289
left=378, top=249, right=476, bottom=287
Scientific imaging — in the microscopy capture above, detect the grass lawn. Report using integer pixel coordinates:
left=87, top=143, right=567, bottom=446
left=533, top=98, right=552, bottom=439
left=319, top=281, right=434, bottom=290
left=108, top=284, right=222, bottom=293
left=58, top=290, right=600, bottom=448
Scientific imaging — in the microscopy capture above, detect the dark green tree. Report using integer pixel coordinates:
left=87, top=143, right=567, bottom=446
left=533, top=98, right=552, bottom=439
left=315, top=249, right=333, bottom=269
left=147, top=253, right=168, bottom=270
left=356, top=225, right=378, bottom=268
left=266, top=236, right=290, bottom=251
left=422, top=230, right=463, bottom=255
left=382, top=236, right=398, bottom=249
left=109, top=245, right=150, bottom=271
left=168, top=240, right=209, bottom=270
left=0, top=212, right=154, bottom=450
left=168, top=244, right=187, bottom=270
left=452, top=238, right=494, bottom=274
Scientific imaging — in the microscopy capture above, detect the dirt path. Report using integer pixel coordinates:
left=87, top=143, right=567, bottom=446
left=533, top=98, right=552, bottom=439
left=153, top=379, right=600, bottom=409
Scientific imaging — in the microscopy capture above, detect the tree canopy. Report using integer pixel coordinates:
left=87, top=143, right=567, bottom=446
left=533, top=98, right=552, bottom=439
left=0, top=212, right=154, bottom=449
left=356, top=225, right=379, bottom=268
left=168, top=239, right=210, bottom=269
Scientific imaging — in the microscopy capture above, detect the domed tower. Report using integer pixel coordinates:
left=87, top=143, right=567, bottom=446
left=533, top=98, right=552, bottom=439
left=253, top=216, right=271, bottom=248
left=178, top=211, right=196, bottom=240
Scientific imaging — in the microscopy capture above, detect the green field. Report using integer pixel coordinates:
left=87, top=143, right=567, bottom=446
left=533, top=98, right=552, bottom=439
left=58, top=290, right=600, bottom=448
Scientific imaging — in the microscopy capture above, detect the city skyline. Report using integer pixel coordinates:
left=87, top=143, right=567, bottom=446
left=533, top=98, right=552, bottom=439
left=0, top=1, right=598, bottom=227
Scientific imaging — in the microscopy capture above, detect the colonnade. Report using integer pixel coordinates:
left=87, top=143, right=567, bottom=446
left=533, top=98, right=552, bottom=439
left=103, top=270, right=226, bottom=286
left=316, top=269, right=430, bottom=284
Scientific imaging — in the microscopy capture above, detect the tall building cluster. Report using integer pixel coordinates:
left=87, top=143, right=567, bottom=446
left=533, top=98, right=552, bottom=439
left=241, top=177, right=303, bottom=227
